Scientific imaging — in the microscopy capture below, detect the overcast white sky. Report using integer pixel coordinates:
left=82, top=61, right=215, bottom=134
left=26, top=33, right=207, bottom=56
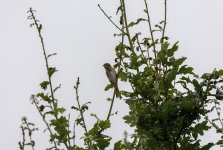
left=0, top=0, right=223, bottom=149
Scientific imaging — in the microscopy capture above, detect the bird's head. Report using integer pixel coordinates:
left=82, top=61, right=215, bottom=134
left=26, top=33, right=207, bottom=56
left=103, top=63, right=112, bottom=70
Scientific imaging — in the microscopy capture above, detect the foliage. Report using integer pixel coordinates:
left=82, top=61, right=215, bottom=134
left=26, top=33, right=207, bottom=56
left=19, top=1, right=223, bottom=150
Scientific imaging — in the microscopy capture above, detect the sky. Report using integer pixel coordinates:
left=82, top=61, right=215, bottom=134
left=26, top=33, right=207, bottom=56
left=0, top=0, right=223, bottom=149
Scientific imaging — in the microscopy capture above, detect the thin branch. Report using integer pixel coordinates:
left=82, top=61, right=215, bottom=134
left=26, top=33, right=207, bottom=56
left=143, top=0, right=157, bottom=59
left=106, top=0, right=125, bottom=120
left=214, top=101, right=223, bottom=127
left=120, top=0, right=134, bottom=52
left=162, top=0, right=167, bottom=39
left=67, top=114, right=72, bottom=148
left=31, top=96, right=58, bottom=149
left=23, top=119, right=35, bottom=150
left=19, top=126, right=25, bottom=150
left=28, top=8, right=57, bottom=115
left=73, top=77, right=92, bottom=149
left=98, top=4, right=128, bottom=35
left=73, top=121, right=76, bottom=147
left=106, top=89, right=117, bottom=120
left=136, top=35, right=149, bottom=67
left=28, top=8, right=71, bottom=149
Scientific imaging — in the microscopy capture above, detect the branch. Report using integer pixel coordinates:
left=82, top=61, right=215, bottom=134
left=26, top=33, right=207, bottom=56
left=106, top=89, right=117, bottom=120
left=73, top=77, right=92, bottom=149
left=106, top=0, right=125, bottom=120
left=162, top=0, right=167, bottom=39
left=143, top=0, right=157, bottom=59
left=30, top=96, right=58, bottom=149
left=28, top=8, right=57, bottom=115
left=98, top=4, right=127, bottom=35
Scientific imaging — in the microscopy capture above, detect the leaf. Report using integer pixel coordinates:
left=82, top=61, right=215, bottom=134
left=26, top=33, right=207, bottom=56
left=48, top=67, right=57, bottom=78
left=172, top=57, right=186, bottom=67
left=201, top=143, right=214, bottom=150
left=216, top=88, right=223, bottom=100
left=193, top=121, right=210, bottom=139
left=104, top=84, right=114, bottom=91
left=40, top=81, right=49, bottom=90
left=128, top=18, right=146, bottom=27
left=179, top=65, right=194, bottom=75
left=98, top=120, right=111, bottom=130
left=168, top=42, right=179, bottom=57
left=114, top=141, right=123, bottom=150
left=216, top=139, right=223, bottom=146
left=118, top=70, right=128, bottom=82
left=39, top=105, right=45, bottom=112
left=47, top=53, right=57, bottom=58
left=201, top=73, right=211, bottom=79
left=37, top=93, right=51, bottom=103
left=54, top=84, right=61, bottom=92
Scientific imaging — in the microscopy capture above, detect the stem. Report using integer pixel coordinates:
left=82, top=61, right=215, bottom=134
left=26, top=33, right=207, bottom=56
left=19, top=126, right=25, bottom=150
left=28, top=8, right=57, bottom=115
left=74, top=78, right=91, bottom=149
left=214, top=101, right=223, bottom=127
left=23, top=119, right=35, bottom=150
left=98, top=4, right=127, bottom=35
left=121, top=0, right=134, bottom=52
left=67, top=114, right=72, bottom=148
left=143, top=0, right=157, bottom=59
left=31, top=96, right=58, bottom=149
left=162, top=0, right=167, bottom=39
left=106, top=0, right=125, bottom=120
left=136, top=35, right=149, bottom=67
left=106, top=89, right=117, bottom=120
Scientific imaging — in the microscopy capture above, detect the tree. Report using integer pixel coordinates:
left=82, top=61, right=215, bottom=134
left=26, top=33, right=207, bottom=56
left=19, top=1, right=223, bottom=150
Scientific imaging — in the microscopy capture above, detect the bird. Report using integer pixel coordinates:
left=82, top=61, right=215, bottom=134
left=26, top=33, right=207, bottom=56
left=103, top=63, right=121, bottom=98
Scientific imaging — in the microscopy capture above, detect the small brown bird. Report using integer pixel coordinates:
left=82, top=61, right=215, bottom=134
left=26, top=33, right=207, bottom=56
left=103, top=63, right=121, bottom=98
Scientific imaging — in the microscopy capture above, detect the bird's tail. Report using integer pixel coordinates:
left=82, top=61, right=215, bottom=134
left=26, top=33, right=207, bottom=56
left=115, top=86, right=122, bottom=99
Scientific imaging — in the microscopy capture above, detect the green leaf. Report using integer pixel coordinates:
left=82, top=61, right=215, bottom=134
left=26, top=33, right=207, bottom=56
left=36, top=93, right=51, bottom=103
left=47, top=53, right=57, bottom=58
left=48, top=67, right=57, bottom=78
left=168, top=42, right=179, bottom=57
left=128, top=18, right=146, bottom=27
left=39, top=81, right=49, bottom=90
left=114, top=141, right=123, bottom=150
left=104, top=84, right=114, bottom=91
left=193, top=121, right=210, bottom=139
left=118, top=70, right=128, bottom=82
left=201, top=143, right=214, bottom=150
left=216, top=88, right=223, bottom=100
left=172, top=57, right=186, bottom=67
left=216, top=139, right=223, bottom=146
left=98, top=120, right=111, bottom=130
left=179, top=65, right=194, bottom=75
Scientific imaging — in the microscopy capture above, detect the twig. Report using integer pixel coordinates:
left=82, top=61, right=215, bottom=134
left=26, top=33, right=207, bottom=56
left=120, top=0, right=134, bottom=52
left=28, top=8, right=57, bottom=114
left=214, top=101, right=223, bottom=127
left=28, top=8, right=71, bottom=149
left=162, top=0, right=167, bottom=39
left=19, top=126, right=25, bottom=150
left=73, top=77, right=92, bottom=149
left=136, top=35, right=149, bottom=67
left=73, top=121, right=76, bottom=146
left=23, top=118, right=35, bottom=150
left=31, top=96, right=58, bottom=149
left=106, top=0, right=125, bottom=120
left=143, top=0, right=157, bottom=59
left=98, top=4, right=128, bottom=35
left=67, top=114, right=72, bottom=148
left=106, top=89, right=117, bottom=120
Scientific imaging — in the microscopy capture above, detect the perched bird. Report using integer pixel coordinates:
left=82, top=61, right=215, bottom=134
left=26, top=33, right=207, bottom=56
left=103, top=63, right=121, bottom=98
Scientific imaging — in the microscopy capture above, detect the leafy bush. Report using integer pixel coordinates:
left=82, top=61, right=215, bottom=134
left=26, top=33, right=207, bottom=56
left=19, top=1, right=223, bottom=150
